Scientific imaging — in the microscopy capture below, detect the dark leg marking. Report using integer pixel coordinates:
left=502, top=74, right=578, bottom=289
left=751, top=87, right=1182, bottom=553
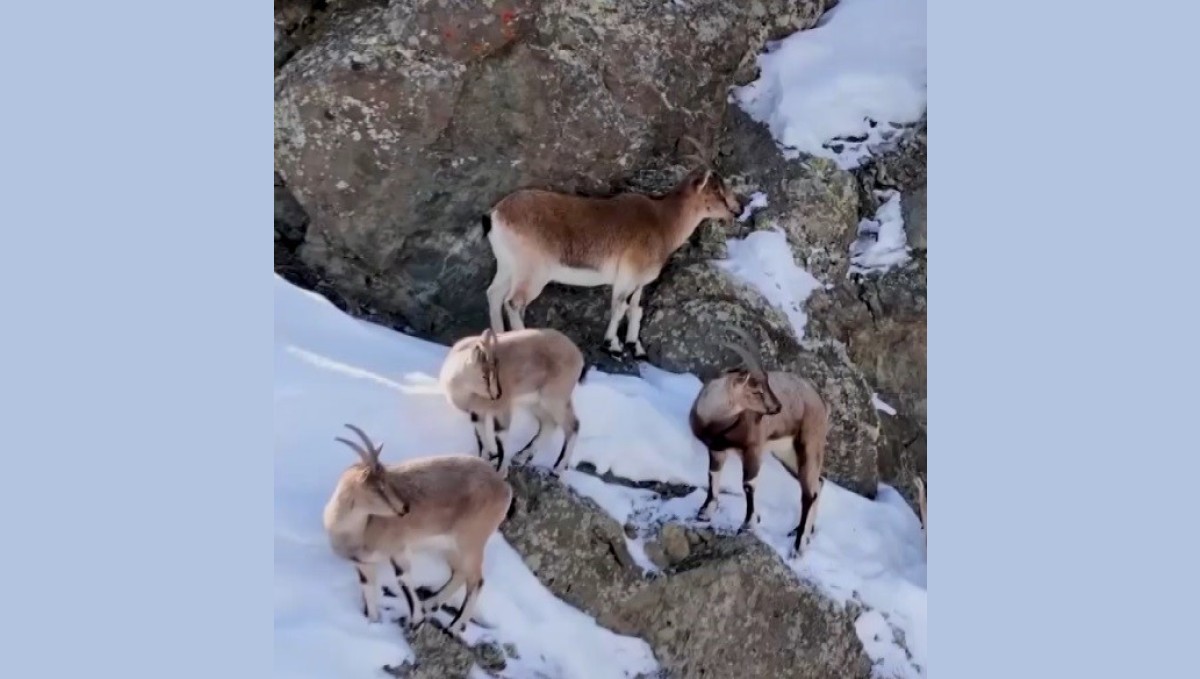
left=356, top=567, right=368, bottom=584
left=493, top=436, right=506, bottom=471
left=517, top=422, right=543, bottom=457
left=553, top=439, right=569, bottom=469
left=446, top=578, right=482, bottom=632
left=740, top=452, right=763, bottom=529
left=390, top=559, right=417, bottom=616
left=552, top=420, right=580, bottom=470
left=701, top=453, right=720, bottom=512
left=742, top=483, right=756, bottom=528
left=469, top=412, right=480, bottom=423
left=795, top=491, right=817, bottom=552
left=419, top=571, right=457, bottom=602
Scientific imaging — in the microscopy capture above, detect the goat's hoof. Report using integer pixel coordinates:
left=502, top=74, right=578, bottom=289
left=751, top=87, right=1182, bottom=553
left=602, top=342, right=625, bottom=357
left=625, top=342, right=648, bottom=360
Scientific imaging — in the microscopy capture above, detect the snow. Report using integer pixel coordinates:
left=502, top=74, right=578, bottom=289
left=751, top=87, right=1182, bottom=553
left=737, top=191, right=769, bottom=222
left=274, top=277, right=659, bottom=679
left=851, top=190, right=911, bottom=276
left=716, top=227, right=825, bottom=340
left=872, top=393, right=898, bottom=416
left=275, top=273, right=927, bottom=678
left=732, top=0, right=927, bottom=169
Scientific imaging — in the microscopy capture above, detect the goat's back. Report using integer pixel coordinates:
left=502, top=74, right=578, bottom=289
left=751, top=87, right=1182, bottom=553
left=493, top=328, right=585, bottom=393
left=369, top=455, right=511, bottom=546
left=760, top=372, right=828, bottom=441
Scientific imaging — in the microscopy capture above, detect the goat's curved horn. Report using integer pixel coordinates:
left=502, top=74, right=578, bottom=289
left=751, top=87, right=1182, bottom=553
left=480, top=328, right=497, bottom=356
left=719, top=341, right=762, bottom=376
left=722, top=327, right=766, bottom=375
left=343, top=423, right=381, bottom=461
left=679, top=135, right=713, bottom=170
left=335, top=436, right=373, bottom=465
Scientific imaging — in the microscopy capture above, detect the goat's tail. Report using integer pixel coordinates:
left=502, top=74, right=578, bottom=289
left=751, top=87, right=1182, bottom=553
left=480, top=213, right=493, bottom=237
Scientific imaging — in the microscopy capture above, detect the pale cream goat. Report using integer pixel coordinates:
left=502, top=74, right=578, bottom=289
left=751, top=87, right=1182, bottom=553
left=439, top=327, right=587, bottom=476
left=322, top=424, right=512, bottom=636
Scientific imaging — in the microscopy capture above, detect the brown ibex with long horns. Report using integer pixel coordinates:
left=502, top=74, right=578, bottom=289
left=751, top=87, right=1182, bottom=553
left=688, top=329, right=830, bottom=556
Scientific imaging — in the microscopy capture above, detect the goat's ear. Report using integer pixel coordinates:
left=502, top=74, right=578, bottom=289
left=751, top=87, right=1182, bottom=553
left=690, top=170, right=711, bottom=191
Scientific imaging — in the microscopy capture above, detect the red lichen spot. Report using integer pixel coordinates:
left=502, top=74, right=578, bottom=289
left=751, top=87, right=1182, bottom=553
left=500, top=9, right=516, bottom=26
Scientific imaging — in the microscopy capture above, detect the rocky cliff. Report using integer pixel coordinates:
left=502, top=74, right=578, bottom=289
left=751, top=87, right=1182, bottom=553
left=275, top=1, right=926, bottom=675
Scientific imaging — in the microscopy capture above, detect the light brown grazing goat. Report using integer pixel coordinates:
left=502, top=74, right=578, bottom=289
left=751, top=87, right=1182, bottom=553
left=481, top=139, right=742, bottom=358
left=322, top=424, right=512, bottom=636
left=439, top=327, right=587, bottom=476
left=688, top=330, right=830, bottom=556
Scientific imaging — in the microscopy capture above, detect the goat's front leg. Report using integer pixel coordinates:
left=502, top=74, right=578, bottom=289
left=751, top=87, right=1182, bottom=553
left=388, top=556, right=420, bottom=627
left=740, top=448, right=764, bottom=531
left=470, top=411, right=505, bottom=470
left=469, top=412, right=487, bottom=458
left=484, top=412, right=504, bottom=471
left=623, top=285, right=648, bottom=359
left=697, top=449, right=728, bottom=521
left=353, top=558, right=382, bottom=623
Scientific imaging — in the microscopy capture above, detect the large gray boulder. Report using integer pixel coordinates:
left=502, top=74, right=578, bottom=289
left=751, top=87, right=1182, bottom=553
left=275, top=0, right=829, bottom=344
left=501, top=468, right=874, bottom=679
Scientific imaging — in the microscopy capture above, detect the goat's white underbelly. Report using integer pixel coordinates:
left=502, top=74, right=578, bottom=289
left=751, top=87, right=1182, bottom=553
left=765, top=436, right=799, bottom=475
left=403, top=534, right=458, bottom=556
left=549, top=264, right=611, bottom=287
left=512, top=392, right=541, bottom=407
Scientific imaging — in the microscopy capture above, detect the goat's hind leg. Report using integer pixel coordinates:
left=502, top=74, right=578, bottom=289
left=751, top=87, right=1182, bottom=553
left=790, top=436, right=823, bottom=556
left=602, top=280, right=637, bottom=356
left=487, top=271, right=510, bottom=333
left=503, top=275, right=547, bottom=332
left=418, top=568, right=466, bottom=623
left=623, top=285, right=648, bottom=359
left=512, top=404, right=552, bottom=468
left=442, top=551, right=487, bottom=637
left=550, top=402, right=580, bottom=476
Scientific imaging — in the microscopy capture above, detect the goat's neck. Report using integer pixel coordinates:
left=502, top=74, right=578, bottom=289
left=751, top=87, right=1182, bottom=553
left=659, top=193, right=708, bottom=252
left=327, top=508, right=370, bottom=544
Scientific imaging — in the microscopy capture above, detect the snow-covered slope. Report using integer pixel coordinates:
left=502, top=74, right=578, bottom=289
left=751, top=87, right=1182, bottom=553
left=733, top=0, right=927, bottom=169
left=274, top=274, right=927, bottom=678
